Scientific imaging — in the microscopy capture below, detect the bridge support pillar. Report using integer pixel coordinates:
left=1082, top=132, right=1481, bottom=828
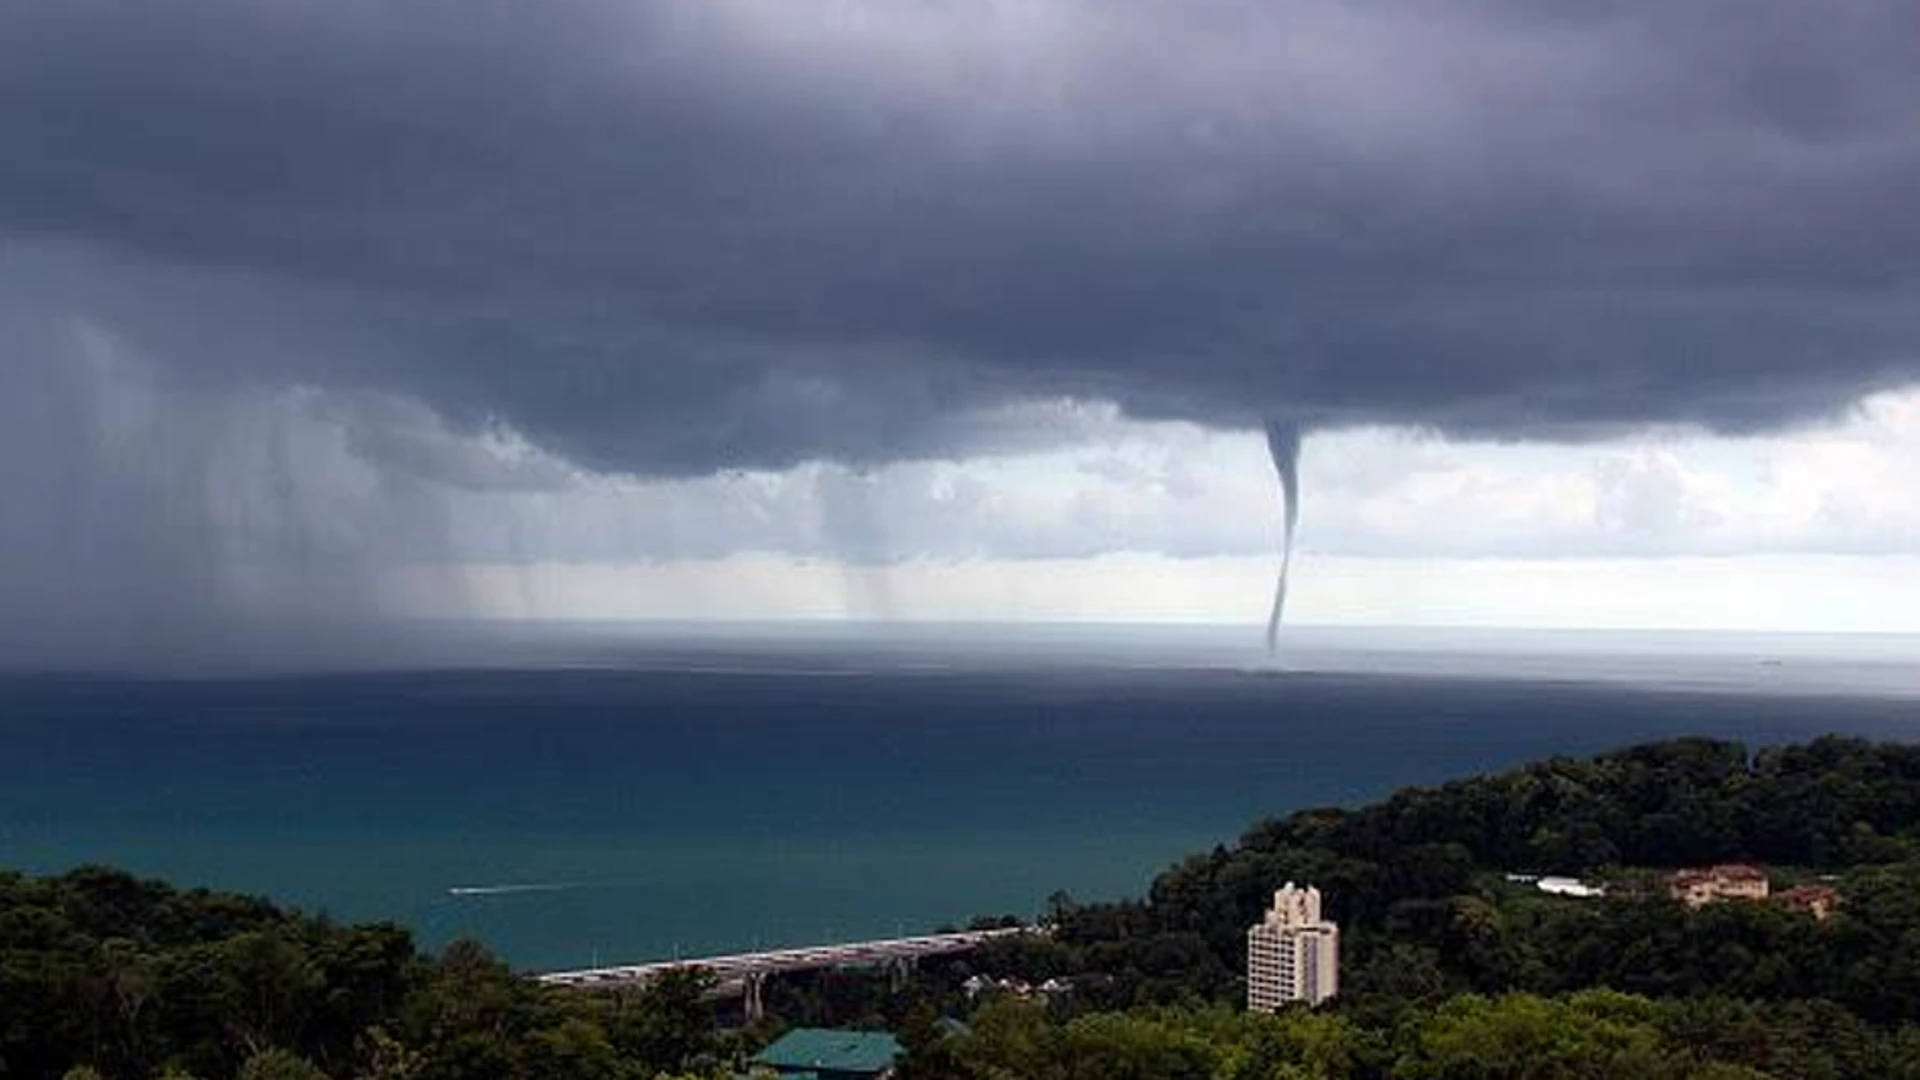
left=744, top=972, right=768, bottom=1023
left=888, top=955, right=916, bottom=991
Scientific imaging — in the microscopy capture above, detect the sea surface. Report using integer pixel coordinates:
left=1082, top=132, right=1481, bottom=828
left=2, top=624, right=1917, bottom=971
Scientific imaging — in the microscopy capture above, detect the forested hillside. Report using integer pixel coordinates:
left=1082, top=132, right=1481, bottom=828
left=957, top=736, right=1920, bottom=1010
left=912, top=736, right=1920, bottom=1078
left=0, top=867, right=722, bottom=1079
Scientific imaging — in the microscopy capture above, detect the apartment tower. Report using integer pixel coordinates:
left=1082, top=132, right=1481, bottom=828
left=1247, top=882, right=1339, bottom=1010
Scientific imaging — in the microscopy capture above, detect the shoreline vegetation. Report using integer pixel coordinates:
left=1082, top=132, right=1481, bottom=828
left=10, top=734, right=1920, bottom=1078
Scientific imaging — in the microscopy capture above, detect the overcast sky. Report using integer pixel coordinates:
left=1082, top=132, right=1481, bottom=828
left=2, top=0, right=1918, bottom=659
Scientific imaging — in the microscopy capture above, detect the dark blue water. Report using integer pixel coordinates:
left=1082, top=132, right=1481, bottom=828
left=3, top=652, right=1916, bottom=970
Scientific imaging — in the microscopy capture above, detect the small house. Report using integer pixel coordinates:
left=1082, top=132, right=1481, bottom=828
left=1776, top=884, right=1840, bottom=921
left=750, top=1028, right=904, bottom=1080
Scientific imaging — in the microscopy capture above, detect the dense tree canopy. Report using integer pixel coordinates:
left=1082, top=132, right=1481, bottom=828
left=901, top=992, right=1920, bottom=1080
left=0, top=868, right=722, bottom=1080
left=949, top=736, right=1920, bottom=1014
left=908, top=736, right=1920, bottom=1079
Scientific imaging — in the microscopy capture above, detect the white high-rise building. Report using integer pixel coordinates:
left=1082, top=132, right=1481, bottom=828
left=1247, top=882, right=1339, bottom=1010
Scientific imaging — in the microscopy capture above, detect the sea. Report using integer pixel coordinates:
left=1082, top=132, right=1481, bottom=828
left=2, top=623, right=1917, bottom=972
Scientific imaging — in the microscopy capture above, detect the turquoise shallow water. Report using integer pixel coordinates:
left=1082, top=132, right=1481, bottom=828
left=3, top=634, right=1917, bottom=970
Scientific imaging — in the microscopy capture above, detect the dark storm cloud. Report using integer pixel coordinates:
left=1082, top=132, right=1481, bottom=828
left=4, top=0, right=1920, bottom=476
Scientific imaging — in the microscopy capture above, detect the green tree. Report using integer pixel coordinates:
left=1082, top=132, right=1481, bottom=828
left=237, top=1048, right=332, bottom=1080
left=396, top=940, right=531, bottom=1080
left=605, top=969, right=718, bottom=1075
left=222, top=932, right=325, bottom=1058
left=1397, top=992, right=1680, bottom=1080
left=524, top=1018, right=626, bottom=1080
left=353, top=1027, right=423, bottom=1080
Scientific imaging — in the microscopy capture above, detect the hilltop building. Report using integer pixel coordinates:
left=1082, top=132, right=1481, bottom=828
left=1777, top=885, right=1840, bottom=921
left=1247, top=882, right=1339, bottom=1010
left=1671, top=864, right=1770, bottom=908
left=1537, top=875, right=1606, bottom=898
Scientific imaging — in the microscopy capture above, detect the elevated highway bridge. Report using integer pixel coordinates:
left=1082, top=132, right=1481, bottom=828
left=537, top=927, right=1032, bottom=1019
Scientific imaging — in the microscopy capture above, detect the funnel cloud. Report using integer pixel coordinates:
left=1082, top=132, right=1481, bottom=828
left=1263, top=422, right=1304, bottom=656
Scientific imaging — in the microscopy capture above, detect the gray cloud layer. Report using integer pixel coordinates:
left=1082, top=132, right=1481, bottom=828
left=4, top=0, right=1920, bottom=665
left=5, top=0, right=1920, bottom=479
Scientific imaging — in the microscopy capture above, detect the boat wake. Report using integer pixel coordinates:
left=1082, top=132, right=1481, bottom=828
left=447, top=882, right=587, bottom=897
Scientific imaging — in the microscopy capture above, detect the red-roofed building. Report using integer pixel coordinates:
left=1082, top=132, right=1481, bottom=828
left=1776, top=885, right=1840, bottom=921
left=1671, top=864, right=1770, bottom=908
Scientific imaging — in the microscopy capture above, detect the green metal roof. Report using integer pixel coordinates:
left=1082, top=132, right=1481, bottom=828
left=752, top=1028, right=903, bottom=1075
